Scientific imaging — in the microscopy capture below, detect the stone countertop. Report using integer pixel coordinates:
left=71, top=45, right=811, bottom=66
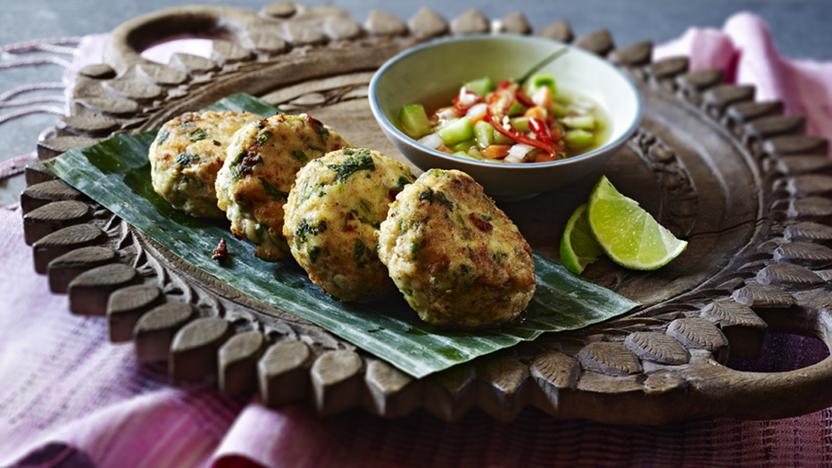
left=1, top=0, right=829, bottom=204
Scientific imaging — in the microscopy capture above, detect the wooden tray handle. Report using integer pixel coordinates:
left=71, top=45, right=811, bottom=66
left=104, top=5, right=258, bottom=74
left=689, top=306, right=832, bottom=419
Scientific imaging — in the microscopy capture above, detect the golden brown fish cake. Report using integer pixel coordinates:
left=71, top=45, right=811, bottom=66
left=378, top=169, right=536, bottom=329
left=283, top=148, right=415, bottom=302
left=149, top=110, right=260, bottom=218
left=215, top=114, right=348, bottom=260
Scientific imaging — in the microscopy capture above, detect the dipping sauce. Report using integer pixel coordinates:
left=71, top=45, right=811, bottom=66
left=397, top=75, right=608, bottom=164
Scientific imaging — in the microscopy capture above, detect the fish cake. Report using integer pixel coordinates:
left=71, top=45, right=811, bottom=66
left=378, top=169, right=536, bottom=329
left=149, top=110, right=261, bottom=218
left=283, top=148, right=415, bottom=302
left=215, top=114, right=348, bottom=260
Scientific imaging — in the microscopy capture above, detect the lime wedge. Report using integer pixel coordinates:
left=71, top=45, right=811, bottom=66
left=587, top=176, right=688, bottom=270
left=560, top=203, right=603, bottom=274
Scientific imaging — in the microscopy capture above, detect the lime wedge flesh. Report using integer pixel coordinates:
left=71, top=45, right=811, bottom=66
left=587, top=176, right=688, bottom=271
left=560, top=203, right=603, bottom=274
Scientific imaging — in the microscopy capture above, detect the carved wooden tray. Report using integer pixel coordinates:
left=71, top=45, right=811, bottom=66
left=21, top=4, right=832, bottom=424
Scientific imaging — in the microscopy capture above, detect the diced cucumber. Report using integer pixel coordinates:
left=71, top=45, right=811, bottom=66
left=562, top=115, right=596, bottom=130
left=565, top=129, right=595, bottom=149
left=453, top=151, right=471, bottom=159
left=552, top=103, right=568, bottom=118
left=467, top=147, right=484, bottom=159
left=438, top=118, right=474, bottom=145
left=525, top=73, right=556, bottom=95
left=399, top=104, right=431, bottom=138
left=474, top=120, right=494, bottom=149
left=554, top=94, right=572, bottom=106
left=507, top=101, right=527, bottom=116
left=510, top=117, right=530, bottom=133
left=493, top=130, right=514, bottom=145
left=566, top=104, right=590, bottom=117
left=464, top=77, right=495, bottom=97
left=450, top=139, right=475, bottom=152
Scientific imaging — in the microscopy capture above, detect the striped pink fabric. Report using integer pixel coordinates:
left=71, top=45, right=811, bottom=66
left=2, top=12, right=832, bottom=467
left=0, top=151, right=37, bottom=180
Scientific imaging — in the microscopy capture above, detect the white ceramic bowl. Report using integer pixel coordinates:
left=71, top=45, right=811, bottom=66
left=369, top=34, right=642, bottom=199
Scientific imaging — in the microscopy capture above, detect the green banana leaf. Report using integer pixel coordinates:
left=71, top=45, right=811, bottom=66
left=45, top=93, right=638, bottom=378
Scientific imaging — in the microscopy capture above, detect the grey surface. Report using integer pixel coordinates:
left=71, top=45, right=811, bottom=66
left=1, top=0, right=830, bottom=204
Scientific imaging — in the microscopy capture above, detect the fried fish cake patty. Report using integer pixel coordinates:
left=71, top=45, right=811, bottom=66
left=215, top=113, right=348, bottom=260
left=149, top=110, right=260, bottom=218
left=378, top=169, right=536, bottom=329
left=283, top=148, right=415, bottom=302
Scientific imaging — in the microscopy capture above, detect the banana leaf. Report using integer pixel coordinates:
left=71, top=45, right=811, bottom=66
left=44, top=93, right=638, bottom=378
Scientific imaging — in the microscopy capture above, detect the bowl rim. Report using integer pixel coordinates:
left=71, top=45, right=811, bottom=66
left=368, top=34, right=643, bottom=171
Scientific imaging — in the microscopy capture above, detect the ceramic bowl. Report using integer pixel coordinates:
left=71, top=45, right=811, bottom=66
left=369, top=34, right=642, bottom=200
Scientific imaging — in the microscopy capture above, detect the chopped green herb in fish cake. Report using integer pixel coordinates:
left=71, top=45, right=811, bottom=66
left=434, top=191, right=454, bottom=210
left=491, top=251, right=507, bottom=264
left=317, top=126, right=329, bottom=141
left=296, top=179, right=318, bottom=203
left=409, top=237, right=425, bottom=256
left=229, top=152, right=245, bottom=167
left=354, top=239, right=371, bottom=268
left=232, top=152, right=262, bottom=180
left=294, top=218, right=327, bottom=244
left=175, top=153, right=199, bottom=165
left=156, top=130, right=170, bottom=145
left=327, top=150, right=375, bottom=182
left=259, top=178, right=287, bottom=201
left=291, top=149, right=308, bottom=161
left=357, top=198, right=374, bottom=223
left=417, top=188, right=453, bottom=209
left=189, top=128, right=209, bottom=141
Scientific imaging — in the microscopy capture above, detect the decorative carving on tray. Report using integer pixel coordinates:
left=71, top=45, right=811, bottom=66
left=21, top=3, right=832, bottom=423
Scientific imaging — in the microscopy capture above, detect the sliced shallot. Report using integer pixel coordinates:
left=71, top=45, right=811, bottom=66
left=418, top=133, right=443, bottom=149
left=465, top=103, right=487, bottom=120
left=506, top=143, right=534, bottom=163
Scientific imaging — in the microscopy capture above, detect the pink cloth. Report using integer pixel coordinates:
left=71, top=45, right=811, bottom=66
left=654, top=12, right=832, bottom=153
left=3, top=12, right=832, bottom=467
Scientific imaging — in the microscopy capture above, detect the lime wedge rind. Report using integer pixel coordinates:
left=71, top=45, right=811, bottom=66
left=560, top=203, right=603, bottom=275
